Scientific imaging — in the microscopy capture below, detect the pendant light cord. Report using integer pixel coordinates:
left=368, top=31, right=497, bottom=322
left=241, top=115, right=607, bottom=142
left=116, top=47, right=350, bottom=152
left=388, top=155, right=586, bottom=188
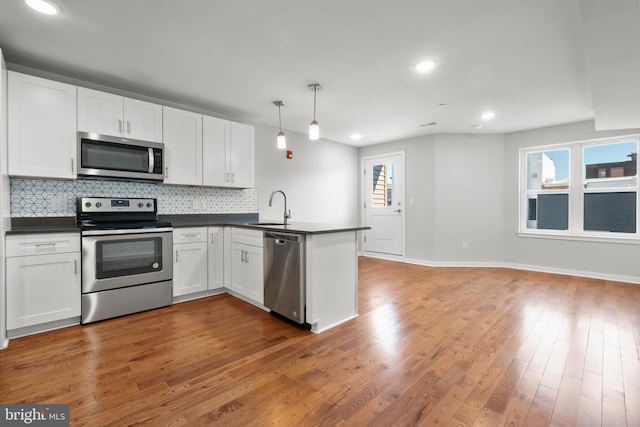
left=313, top=86, right=317, bottom=121
left=278, top=104, right=283, bottom=131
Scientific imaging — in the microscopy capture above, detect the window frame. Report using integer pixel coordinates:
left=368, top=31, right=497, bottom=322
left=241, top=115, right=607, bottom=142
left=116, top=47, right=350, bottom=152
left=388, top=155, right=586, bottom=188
left=519, top=134, right=640, bottom=241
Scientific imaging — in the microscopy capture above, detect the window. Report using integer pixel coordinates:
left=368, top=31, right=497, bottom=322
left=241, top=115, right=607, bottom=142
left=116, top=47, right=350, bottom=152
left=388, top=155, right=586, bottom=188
left=521, top=136, right=639, bottom=238
left=524, top=148, right=570, bottom=231
left=371, top=163, right=395, bottom=208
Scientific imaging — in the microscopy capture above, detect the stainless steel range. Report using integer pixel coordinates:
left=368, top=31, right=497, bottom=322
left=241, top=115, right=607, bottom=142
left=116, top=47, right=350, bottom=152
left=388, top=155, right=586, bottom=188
left=77, top=197, right=173, bottom=324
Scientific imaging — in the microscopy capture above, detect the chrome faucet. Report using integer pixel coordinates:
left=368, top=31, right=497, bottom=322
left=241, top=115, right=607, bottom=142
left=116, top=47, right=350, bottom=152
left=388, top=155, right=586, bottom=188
left=268, top=190, right=291, bottom=225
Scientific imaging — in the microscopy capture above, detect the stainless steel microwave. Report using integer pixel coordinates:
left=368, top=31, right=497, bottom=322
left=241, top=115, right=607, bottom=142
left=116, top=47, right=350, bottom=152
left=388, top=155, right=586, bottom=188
left=77, top=132, right=164, bottom=182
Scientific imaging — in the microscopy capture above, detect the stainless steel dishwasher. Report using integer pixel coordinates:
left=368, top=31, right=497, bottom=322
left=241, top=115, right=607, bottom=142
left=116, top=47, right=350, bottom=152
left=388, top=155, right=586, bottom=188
left=263, top=231, right=305, bottom=324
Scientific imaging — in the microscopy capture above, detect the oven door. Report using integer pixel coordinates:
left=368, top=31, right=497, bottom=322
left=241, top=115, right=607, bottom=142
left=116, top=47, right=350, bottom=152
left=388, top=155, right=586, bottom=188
left=82, top=229, right=173, bottom=293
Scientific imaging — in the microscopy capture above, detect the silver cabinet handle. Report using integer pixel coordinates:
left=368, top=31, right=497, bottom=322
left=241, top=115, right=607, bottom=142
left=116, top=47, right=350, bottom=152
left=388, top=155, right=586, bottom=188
left=127, top=120, right=131, bottom=135
left=165, top=167, right=169, bottom=178
left=35, top=243, right=56, bottom=248
left=231, top=173, right=235, bottom=183
left=118, top=119, right=123, bottom=133
left=225, top=172, right=230, bottom=183
left=175, top=250, right=179, bottom=262
left=393, top=209, right=402, bottom=213
left=183, top=233, right=199, bottom=237
left=70, top=158, right=74, bottom=174
left=74, top=260, right=77, bottom=275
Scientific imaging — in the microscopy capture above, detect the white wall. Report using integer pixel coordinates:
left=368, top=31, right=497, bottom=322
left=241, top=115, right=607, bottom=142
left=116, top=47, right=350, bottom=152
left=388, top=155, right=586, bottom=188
left=359, top=133, right=505, bottom=264
left=433, top=134, right=505, bottom=263
left=254, top=124, right=359, bottom=225
left=503, top=120, right=640, bottom=282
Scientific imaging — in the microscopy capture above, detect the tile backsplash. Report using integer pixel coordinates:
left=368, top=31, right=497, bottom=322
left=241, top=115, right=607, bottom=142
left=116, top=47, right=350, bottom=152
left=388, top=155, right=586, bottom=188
left=11, top=178, right=258, bottom=217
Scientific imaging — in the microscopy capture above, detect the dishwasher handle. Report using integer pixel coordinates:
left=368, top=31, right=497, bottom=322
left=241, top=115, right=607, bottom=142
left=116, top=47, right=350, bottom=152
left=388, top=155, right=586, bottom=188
left=264, top=232, right=303, bottom=243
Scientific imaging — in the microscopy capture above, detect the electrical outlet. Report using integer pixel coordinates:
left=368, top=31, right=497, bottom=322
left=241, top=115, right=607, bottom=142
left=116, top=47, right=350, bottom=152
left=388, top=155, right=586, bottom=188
left=462, top=241, right=468, bottom=250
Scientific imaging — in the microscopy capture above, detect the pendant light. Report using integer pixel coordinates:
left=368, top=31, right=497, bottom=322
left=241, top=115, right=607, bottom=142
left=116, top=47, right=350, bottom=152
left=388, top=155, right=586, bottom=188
left=308, top=83, right=321, bottom=141
left=273, top=101, right=286, bottom=149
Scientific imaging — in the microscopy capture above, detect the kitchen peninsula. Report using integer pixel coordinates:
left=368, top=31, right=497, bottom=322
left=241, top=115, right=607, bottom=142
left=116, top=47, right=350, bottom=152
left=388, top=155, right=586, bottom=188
left=166, top=214, right=369, bottom=334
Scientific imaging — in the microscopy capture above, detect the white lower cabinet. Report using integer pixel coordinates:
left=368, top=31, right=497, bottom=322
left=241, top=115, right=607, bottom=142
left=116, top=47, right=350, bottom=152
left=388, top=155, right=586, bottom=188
left=5, top=233, right=81, bottom=332
left=173, top=228, right=208, bottom=297
left=230, top=228, right=264, bottom=305
left=207, top=227, right=224, bottom=291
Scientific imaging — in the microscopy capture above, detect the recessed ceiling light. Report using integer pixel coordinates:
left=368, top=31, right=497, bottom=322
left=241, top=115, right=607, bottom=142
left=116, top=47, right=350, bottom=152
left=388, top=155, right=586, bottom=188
left=414, top=59, right=437, bottom=73
left=25, top=0, right=60, bottom=15
left=481, top=111, right=496, bottom=121
left=351, top=133, right=363, bottom=141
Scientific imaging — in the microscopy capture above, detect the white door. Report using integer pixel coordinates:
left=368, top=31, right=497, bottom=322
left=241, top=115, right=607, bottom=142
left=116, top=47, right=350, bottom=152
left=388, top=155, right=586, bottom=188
left=363, top=153, right=405, bottom=256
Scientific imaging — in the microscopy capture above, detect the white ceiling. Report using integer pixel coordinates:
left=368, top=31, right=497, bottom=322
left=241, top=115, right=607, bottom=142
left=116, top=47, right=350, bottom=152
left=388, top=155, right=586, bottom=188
left=0, top=0, right=636, bottom=146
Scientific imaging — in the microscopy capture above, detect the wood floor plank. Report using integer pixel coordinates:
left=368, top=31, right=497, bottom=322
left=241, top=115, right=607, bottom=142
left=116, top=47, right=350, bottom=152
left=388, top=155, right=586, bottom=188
left=2, top=257, right=640, bottom=426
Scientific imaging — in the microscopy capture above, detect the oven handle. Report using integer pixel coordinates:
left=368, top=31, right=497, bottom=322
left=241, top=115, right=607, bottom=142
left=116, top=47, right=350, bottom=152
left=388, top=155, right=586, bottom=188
left=82, top=227, right=173, bottom=236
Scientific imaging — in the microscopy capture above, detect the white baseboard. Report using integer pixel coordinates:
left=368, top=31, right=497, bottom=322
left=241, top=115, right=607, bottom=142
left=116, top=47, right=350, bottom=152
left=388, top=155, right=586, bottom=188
left=364, top=255, right=640, bottom=285
left=501, top=262, right=640, bottom=285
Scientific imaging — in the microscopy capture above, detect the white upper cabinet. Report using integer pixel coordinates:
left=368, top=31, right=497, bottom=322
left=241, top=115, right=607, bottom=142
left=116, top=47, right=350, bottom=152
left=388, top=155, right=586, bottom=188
left=229, top=122, right=255, bottom=188
left=162, top=106, right=203, bottom=185
left=203, top=115, right=229, bottom=187
left=77, top=87, right=162, bottom=142
left=203, top=115, right=255, bottom=188
left=8, top=72, right=77, bottom=179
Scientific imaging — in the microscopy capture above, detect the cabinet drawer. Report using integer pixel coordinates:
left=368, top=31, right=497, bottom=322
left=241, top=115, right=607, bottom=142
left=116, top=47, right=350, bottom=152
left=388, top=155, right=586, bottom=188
left=173, top=227, right=207, bottom=244
left=6, top=233, right=80, bottom=257
left=231, top=228, right=263, bottom=247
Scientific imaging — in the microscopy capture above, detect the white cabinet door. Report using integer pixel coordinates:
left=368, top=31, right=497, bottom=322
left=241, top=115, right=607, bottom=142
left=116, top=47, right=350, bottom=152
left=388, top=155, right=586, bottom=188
left=230, top=243, right=251, bottom=298
left=6, top=252, right=81, bottom=330
left=202, top=115, right=230, bottom=187
left=123, top=98, right=162, bottom=142
left=230, top=241, right=263, bottom=304
left=208, top=227, right=224, bottom=290
left=173, top=241, right=208, bottom=297
left=244, top=244, right=264, bottom=304
left=203, top=116, right=255, bottom=188
left=8, top=72, right=77, bottom=179
left=229, top=122, right=255, bottom=188
left=78, top=88, right=163, bottom=143
left=77, top=87, right=123, bottom=136
left=163, top=106, right=203, bottom=185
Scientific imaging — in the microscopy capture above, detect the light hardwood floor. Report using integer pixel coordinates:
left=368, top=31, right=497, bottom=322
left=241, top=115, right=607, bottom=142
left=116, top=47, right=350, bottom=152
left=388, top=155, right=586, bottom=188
left=1, top=257, right=640, bottom=426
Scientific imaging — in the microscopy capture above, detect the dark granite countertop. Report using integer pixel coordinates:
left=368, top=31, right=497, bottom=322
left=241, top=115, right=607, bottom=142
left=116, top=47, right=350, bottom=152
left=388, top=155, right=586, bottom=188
left=7, top=217, right=80, bottom=235
left=5, top=214, right=369, bottom=236
left=231, top=222, right=370, bottom=235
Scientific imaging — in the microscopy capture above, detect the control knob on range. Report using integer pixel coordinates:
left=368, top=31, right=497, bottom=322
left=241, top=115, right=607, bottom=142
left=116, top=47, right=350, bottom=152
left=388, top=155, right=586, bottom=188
left=138, top=202, right=144, bottom=208
left=96, top=202, right=102, bottom=208
left=147, top=203, right=152, bottom=208
left=85, top=202, right=91, bottom=208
